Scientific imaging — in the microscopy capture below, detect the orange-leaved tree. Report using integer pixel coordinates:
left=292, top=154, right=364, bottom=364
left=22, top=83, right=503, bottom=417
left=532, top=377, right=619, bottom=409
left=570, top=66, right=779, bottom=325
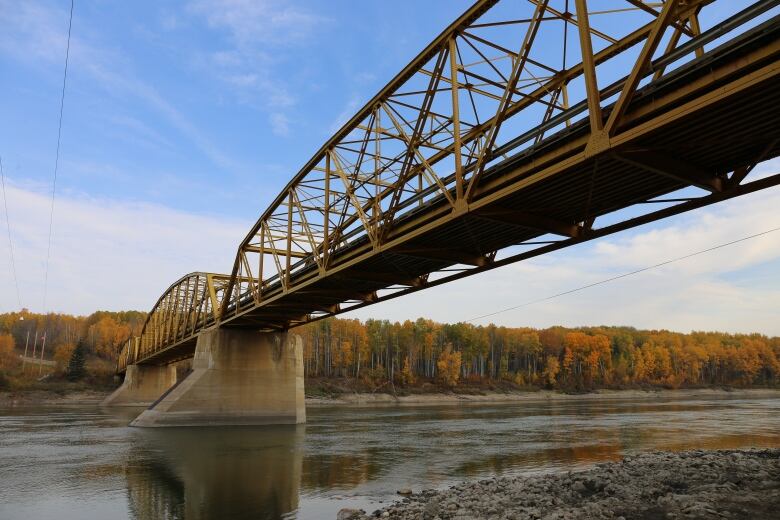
left=543, top=355, right=560, bottom=387
left=399, top=356, right=416, bottom=386
left=53, top=343, right=76, bottom=373
left=436, top=344, right=461, bottom=388
left=0, top=333, right=17, bottom=369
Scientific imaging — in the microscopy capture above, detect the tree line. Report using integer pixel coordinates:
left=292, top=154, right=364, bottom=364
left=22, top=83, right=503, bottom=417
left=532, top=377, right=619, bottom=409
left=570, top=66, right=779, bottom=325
left=0, top=309, right=145, bottom=375
left=298, top=318, right=780, bottom=390
left=1, top=310, right=778, bottom=391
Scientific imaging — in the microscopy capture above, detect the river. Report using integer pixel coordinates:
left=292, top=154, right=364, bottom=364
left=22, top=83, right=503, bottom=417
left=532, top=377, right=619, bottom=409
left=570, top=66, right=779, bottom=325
left=1, top=392, right=779, bottom=519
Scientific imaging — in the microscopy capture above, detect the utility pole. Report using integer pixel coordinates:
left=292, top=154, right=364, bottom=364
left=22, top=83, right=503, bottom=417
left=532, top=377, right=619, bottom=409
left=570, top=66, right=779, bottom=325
left=22, top=330, right=30, bottom=371
left=30, top=331, right=39, bottom=374
left=39, top=333, right=47, bottom=376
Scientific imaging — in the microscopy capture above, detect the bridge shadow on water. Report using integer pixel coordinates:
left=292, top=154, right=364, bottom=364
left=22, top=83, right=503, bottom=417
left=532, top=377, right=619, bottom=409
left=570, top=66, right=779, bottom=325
left=124, top=425, right=305, bottom=520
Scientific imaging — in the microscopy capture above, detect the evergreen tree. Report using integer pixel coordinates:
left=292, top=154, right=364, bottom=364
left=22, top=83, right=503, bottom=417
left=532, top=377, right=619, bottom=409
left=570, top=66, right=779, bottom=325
left=67, top=340, right=87, bottom=381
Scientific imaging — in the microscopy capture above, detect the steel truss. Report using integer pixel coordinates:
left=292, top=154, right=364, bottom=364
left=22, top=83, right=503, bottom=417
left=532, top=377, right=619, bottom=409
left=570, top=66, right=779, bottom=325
left=121, top=0, right=780, bottom=371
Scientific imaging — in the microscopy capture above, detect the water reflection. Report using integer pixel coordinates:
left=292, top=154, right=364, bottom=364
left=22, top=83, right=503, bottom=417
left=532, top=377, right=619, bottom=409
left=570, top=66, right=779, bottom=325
left=454, top=443, right=624, bottom=476
left=127, top=426, right=304, bottom=520
left=126, top=457, right=184, bottom=519
left=1, top=395, right=779, bottom=520
left=302, top=452, right=382, bottom=491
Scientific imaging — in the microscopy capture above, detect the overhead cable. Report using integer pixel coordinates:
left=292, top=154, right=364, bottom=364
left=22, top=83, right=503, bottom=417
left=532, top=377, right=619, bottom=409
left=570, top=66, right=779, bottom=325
left=465, top=226, right=780, bottom=323
left=42, top=0, right=74, bottom=311
left=0, top=156, right=22, bottom=308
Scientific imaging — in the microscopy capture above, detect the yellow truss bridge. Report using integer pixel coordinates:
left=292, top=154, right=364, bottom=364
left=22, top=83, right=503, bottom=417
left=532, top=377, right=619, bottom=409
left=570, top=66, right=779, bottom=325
left=109, top=0, right=780, bottom=427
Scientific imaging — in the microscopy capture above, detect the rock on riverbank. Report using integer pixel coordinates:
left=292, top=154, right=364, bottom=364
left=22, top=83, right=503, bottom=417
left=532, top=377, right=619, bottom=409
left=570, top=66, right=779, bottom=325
left=345, top=449, right=780, bottom=519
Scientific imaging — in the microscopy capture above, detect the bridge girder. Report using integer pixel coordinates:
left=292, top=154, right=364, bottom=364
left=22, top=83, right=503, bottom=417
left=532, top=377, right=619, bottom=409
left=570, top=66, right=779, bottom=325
left=119, top=0, right=780, bottom=370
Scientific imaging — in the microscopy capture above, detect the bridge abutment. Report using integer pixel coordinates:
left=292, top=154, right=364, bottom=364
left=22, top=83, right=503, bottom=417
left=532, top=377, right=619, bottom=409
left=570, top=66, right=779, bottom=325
left=130, top=329, right=305, bottom=427
left=102, top=364, right=177, bottom=407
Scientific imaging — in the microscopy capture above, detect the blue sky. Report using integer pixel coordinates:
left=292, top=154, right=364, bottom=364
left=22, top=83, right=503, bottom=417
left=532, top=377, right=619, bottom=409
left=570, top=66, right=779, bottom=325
left=1, top=0, right=779, bottom=334
left=1, top=0, right=479, bottom=217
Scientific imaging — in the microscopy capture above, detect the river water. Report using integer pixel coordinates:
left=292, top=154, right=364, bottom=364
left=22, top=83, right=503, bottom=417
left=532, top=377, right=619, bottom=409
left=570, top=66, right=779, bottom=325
left=1, top=393, right=779, bottom=519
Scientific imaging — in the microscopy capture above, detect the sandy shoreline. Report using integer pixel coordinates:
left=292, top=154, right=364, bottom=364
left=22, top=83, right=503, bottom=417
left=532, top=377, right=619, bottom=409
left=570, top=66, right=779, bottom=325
left=305, top=387, right=780, bottom=407
left=1, top=387, right=778, bottom=408
left=343, top=449, right=780, bottom=519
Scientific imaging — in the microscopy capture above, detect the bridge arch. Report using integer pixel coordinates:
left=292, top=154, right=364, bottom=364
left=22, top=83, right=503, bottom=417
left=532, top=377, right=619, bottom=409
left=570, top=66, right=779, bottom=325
left=118, top=272, right=231, bottom=371
left=118, top=0, right=780, bottom=373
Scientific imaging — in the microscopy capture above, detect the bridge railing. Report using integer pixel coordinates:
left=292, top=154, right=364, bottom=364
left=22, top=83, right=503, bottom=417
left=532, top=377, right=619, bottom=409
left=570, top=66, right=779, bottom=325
left=218, top=0, right=778, bottom=321
left=116, top=337, right=138, bottom=373
left=123, top=0, right=780, bottom=370
left=133, top=272, right=236, bottom=363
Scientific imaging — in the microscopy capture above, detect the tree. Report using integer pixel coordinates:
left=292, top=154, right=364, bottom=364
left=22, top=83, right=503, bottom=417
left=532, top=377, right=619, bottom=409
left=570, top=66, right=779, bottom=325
left=399, top=356, right=415, bottom=386
left=542, top=355, right=560, bottom=387
left=3, top=311, right=780, bottom=391
left=54, top=343, right=76, bottom=373
left=88, top=316, right=132, bottom=359
left=0, top=333, right=17, bottom=370
left=67, top=340, right=87, bottom=381
left=436, top=344, right=461, bottom=388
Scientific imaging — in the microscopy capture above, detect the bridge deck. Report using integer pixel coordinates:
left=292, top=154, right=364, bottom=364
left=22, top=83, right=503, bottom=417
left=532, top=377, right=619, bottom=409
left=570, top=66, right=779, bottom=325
left=229, top=18, right=780, bottom=324
left=124, top=2, right=780, bottom=370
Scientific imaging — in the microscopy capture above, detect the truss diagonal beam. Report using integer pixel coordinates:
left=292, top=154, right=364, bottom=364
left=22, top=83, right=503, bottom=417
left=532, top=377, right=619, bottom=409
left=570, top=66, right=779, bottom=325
left=120, top=0, right=780, bottom=369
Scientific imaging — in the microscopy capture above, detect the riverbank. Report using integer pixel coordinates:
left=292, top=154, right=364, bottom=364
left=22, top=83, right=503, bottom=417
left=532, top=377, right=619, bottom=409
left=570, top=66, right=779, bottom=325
left=306, top=387, right=780, bottom=406
left=2, top=387, right=779, bottom=408
left=343, top=449, right=780, bottom=519
left=0, top=389, right=108, bottom=407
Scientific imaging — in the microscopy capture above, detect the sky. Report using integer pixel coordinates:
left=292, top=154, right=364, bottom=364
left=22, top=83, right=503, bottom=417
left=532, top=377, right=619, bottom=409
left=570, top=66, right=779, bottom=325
left=1, top=0, right=779, bottom=335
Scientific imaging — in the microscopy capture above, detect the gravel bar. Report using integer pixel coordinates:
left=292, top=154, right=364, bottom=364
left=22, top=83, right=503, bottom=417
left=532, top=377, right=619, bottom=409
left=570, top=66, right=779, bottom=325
left=340, top=449, right=780, bottom=520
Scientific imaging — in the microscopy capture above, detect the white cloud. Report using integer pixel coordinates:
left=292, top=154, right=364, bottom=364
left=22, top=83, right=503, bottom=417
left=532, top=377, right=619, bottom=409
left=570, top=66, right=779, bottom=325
left=590, top=201, right=780, bottom=275
left=185, top=0, right=330, bottom=131
left=0, top=0, right=240, bottom=173
left=328, top=95, right=363, bottom=134
left=0, top=181, right=247, bottom=315
left=222, top=70, right=295, bottom=108
left=269, top=112, right=290, bottom=137
left=1, top=169, right=778, bottom=335
left=107, top=114, right=176, bottom=152
left=188, top=0, right=328, bottom=46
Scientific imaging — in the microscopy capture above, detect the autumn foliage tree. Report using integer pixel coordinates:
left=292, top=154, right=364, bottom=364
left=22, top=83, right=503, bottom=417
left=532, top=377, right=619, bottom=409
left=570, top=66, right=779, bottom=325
left=399, top=356, right=416, bottom=386
left=436, top=345, right=462, bottom=388
left=0, top=333, right=17, bottom=370
left=543, top=356, right=560, bottom=388
left=1, top=310, right=778, bottom=392
left=297, top=318, right=779, bottom=392
left=53, top=343, right=76, bottom=373
left=0, top=310, right=143, bottom=379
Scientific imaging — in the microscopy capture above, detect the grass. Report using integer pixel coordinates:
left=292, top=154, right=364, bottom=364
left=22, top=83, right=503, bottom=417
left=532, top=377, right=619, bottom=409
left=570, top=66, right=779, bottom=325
left=0, top=355, right=118, bottom=395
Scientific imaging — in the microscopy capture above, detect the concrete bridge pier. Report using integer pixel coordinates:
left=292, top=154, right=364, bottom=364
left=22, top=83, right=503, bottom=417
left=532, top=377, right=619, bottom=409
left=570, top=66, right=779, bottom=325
left=102, top=364, right=177, bottom=407
left=130, top=329, right=305, bottom=427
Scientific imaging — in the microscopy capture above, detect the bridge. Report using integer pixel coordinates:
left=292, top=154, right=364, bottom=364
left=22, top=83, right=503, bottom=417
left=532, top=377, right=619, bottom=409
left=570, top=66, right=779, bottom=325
left=106, top=0, right=780, bottom=426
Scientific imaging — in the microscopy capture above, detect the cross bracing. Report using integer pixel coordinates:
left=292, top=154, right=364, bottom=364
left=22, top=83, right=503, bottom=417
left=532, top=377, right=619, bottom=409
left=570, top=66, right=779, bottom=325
left=118, top=0, right=780, bottom=371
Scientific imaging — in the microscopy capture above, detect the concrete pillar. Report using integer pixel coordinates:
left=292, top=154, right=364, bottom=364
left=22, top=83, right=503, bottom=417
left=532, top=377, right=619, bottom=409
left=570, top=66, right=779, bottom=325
left=102, top=364, right=177, bottom=407
left=130, top=329, right=305, bottom=427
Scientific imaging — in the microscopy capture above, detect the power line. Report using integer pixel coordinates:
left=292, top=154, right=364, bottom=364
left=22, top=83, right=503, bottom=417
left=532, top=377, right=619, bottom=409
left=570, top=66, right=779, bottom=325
left=42, top=0, right=74, bottom=311
left=465, top=226, right=780, bottom=324
left=0, top=157, right=22, bottom=308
